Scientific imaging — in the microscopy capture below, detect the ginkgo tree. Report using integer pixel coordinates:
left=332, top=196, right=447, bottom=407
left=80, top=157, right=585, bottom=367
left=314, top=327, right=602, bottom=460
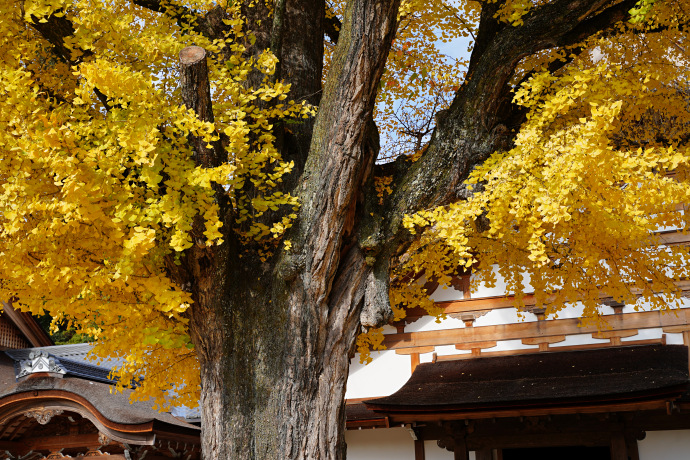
left=1, top=0, right=689, bottom=458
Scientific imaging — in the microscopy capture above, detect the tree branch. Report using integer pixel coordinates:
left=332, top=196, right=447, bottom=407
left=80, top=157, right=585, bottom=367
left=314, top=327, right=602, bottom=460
left=278, top=0, right=399, bottom=303
left=28, top=13, right=76, bottom=63
left=325, top=10, right=342, bottom=43
left=179, top=46, right=225, bottom=168
left=554, top=0, right=638, bottom=49
left=131, top=0, right=203, bottom=34
left=27, top=11, right=114, bottom=110
left=372, top=0, right=645, bottom=253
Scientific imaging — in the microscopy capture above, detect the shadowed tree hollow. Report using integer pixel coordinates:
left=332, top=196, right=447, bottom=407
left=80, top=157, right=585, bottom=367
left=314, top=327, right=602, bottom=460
left=1, top=0, right=690, bottom=458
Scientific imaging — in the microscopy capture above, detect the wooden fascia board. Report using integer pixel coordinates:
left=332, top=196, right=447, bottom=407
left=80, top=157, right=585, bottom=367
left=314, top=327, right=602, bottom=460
left=150, top=419, right=202, bottom=442
left=1, top=301, right=53, bottom=347
left=346, top=418, right=389, bottom=429
left=373, top=399, right=674, bottom=424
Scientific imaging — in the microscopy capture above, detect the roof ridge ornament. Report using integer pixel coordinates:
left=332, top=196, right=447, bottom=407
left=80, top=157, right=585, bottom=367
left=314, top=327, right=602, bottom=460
left=17, top=350, right=67, bottom=379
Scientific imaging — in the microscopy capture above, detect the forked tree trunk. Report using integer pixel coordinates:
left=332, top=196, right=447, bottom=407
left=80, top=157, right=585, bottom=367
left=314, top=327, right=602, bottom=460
left=174, top=0, right=642, bottom=458
left=182, top=0, right=399, bottom=457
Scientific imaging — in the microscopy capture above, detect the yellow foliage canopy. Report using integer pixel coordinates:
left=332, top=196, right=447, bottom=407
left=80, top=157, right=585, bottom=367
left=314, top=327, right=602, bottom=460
left=0, top=0, right=310, bottom=408
left=398, top=2, right=690, bottom=331
left=2, top=0, right=689, bottom=404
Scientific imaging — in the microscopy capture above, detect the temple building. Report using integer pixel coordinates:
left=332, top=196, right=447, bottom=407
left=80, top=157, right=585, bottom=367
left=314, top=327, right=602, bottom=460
left=344, top=231, right=690, bottom=460
left=3, top=232, right=690, bottom=459
left=0, top=302, right=201, bottom=459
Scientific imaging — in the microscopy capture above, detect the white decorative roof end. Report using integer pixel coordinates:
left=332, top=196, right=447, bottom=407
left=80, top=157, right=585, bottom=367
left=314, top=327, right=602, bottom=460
left=17, top=350, right=67, bottom=379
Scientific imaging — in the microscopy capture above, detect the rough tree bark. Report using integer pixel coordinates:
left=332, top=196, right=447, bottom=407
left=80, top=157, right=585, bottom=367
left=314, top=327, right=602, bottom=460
left=178, top=0, right=400, bottom=458
left=27, top=0, right=657, bottom=458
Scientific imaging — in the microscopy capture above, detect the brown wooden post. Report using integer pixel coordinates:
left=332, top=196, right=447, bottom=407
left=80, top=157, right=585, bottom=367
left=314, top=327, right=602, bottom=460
left=454, top=437, right=469, bottom=460
left=475, top=448, right=493, bottom=460
left=411, top=353, right=421, bottom=373
left=414, top=439, right=426, bottom=460
left=610, top=432, right=628, bottom=460
left=625, top=433, right=640, bottom=460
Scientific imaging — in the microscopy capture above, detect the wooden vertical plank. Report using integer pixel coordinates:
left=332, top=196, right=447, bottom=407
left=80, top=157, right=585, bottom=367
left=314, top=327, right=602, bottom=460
left=411, top=353, right=421, bottom=373
left=414, top=439, right=426, bottom=460
left=454, top=438, right=469, bottom=460
left=683, top=331, right=690, bottom=372
left=610, top=433, right=628, bottom=460
left=462, top=275, right=471, bottom=299
left=475, top=449, right=493, bottom=460
left=625, top=433, right=640, bottom=460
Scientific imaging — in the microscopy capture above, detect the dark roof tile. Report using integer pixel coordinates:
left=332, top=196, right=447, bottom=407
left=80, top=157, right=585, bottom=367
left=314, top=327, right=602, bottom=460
left=367, top=345, right=690, bottom=413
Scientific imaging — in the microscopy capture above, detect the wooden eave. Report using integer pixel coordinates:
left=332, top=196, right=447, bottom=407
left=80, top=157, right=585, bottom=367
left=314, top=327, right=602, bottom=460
left=366, top=389, right=687, bottom=424
left=345, top=399, right=389, bottom=429
left=1, top=301, right=53, bottom=347
left=366, top=345, right=690, bottom=424
left=0, top=389, right=199, bottom=445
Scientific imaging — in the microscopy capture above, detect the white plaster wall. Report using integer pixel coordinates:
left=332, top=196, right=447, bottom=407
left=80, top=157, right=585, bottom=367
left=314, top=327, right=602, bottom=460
left=346, top=349, right=411, bottom=399
left=344, top=427, right=473, bottom=460
left=638, top=430, right=690, bottom=460
left=345, top=427, right=414, bottom=459
left=424, top=442, right=476, bottom=460
left=424, top=441, right=453, bottom=460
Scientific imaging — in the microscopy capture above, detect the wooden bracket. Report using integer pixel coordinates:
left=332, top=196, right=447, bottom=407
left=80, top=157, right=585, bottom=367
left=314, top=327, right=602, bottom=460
left=396, top=346, right=435, bottom=373
left=455, top=341, right=497, bottom=357
left=522, top=335, right=566, bottom=351
left=592, top=329, right=638, bottom=346
left=395, top=346, right=435, bottom=355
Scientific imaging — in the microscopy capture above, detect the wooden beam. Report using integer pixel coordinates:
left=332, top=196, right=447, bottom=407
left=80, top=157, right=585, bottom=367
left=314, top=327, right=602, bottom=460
left=0, top=440, right=23, bottom=453
left=401, top=277, right=690, bottom=321
left=436, top=337, right=667, bottom=362
left=26, top=433, right=102, bottom=451
left=468, top=432, right=613, bottom=450
left=659, top=230, right=690, bottom=246
left=383, top=309, right=690, bottom=350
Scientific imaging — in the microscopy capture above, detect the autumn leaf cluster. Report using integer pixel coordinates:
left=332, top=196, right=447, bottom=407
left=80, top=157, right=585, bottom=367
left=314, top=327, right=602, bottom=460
left=0, top=0, right=311, bottom=408
left=399, top=2, right=690, bottom=329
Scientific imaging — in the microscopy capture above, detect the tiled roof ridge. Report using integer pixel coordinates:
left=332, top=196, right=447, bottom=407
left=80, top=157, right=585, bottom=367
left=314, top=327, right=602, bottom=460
left=6, top=344, right=119, bottom=385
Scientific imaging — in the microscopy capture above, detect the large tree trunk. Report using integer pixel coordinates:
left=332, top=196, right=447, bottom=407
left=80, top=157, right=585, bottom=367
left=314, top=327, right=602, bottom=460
left=178, top=0, right=645, bottom=458
left=194, top=246, right=371, bottom=458
left=184, top=0, right=399, bottom=457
